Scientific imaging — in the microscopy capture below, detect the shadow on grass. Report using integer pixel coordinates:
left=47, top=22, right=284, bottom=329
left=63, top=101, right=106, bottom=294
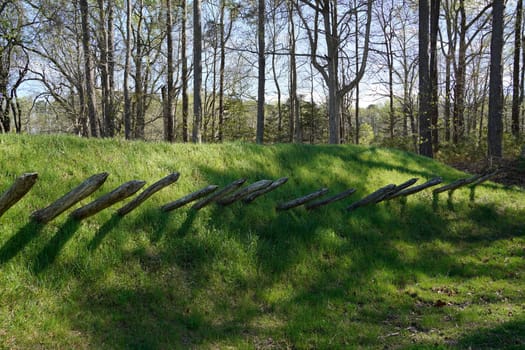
left=0, top=220, right=44, bottom=264
left=88, top=215, right=123, bottom=251
left=54, top=145, right=525, bottom=348
left=33, top=217, right=81, bottom=273
left=458, top=319, right=525, bottom=349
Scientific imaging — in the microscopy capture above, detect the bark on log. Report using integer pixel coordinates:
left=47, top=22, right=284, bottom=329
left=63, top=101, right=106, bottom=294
left=346, top=184, right=396, bottom=212
left=117, top=172, right=180, bottom=216
left=277, top=188, right=329, bottom=211
left=433, top=173, right=483, bottom=194
left=0, top=173, right=38, bottom=219
left=305, top=188, right=356, bottom=210
left=469, top=170, right=500, bottom=187
left=243, top=177, right=288, bottom=204
left=192, top=178, right=246, bottom=210
left=70, top=180, right=146, bottom=220
left=217, top=180, right=273, bottom=206
left=162, top=185, right=219, bottom=212
left=30, top=172, right=109, bottom=224
left=379, top=178, right=419, bottom=202
left=387, top=177, right=443, bottom=199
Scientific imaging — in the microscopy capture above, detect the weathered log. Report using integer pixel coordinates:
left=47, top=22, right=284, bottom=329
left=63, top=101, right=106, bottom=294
left=217, top=180, right=273, bottom=206
left=162, top=185, right=219, bottom=212
left=70, top=180, right=146, bottom=220
left=117, top=172, right=180, bottom=216
left=243, top=177, right=288, bottom=204
left=379, top=178, right=419, bottom=202
left=192, top=178, right=246, bottom=210
left=469, top=170, right=500, bottom=187
left=387, top=177, right=443, bottom=200
left=30, top=172, right=109, bottom=224
left=346, top=184, right=395, bottom=212
left=0, top=172, right=38, bottom=219
left=305, top=188, right=356, bottom=210
left=277, top=188, right=329, bottom=211
left=433, top=173, right=483, bottom=195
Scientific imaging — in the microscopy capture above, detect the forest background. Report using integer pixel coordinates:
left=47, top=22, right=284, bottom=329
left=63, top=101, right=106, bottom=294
left=1, top=0, right=524, bottom=162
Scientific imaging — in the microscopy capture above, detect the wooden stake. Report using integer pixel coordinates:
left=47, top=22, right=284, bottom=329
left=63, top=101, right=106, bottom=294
left=387, top=177, right=443, bottom=200
left=379, top=178, right=419, bottom=202
left=346, top=184, right=395, bottom=212
left=305, top=188, right=356, bottom=210
left=192, top=178, right=246, bottom=210
left=217, top=180, right=273, bottom=206
left=0, top=173, right=38, bottom=219
left=433, top=174, right=483, bottom=195
left=70, top=180, right=146, bottom=220
left=30, top=172, right=109, bottom=224
left=162, top=185, right=219, bottom=212
left=117, top=172, right=180, bottom=216
left=243, top=177, right=288, bottom=203
left=277, top=188, right=329, bottom=211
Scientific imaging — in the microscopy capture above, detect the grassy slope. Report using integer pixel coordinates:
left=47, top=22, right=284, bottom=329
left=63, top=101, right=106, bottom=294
left=0, top=134, right=524, bottom=349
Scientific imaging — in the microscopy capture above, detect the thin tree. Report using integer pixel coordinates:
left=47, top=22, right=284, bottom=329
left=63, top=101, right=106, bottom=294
left=123, top=0, right=132, bottom=139
left=512, top=0, right=523, bottom=138
left=164, top=0, right=175, bottom=142
left=193, top=0, right=203, bottom=143
left=79, top=0, right=98, bottom=137
left=181, top=0, right=189, bottom=142
left=418, top=0, right=433, bottom=157
left=487, top=0, right=504, bottom=159
left=256, top=0, right=266, bottom=144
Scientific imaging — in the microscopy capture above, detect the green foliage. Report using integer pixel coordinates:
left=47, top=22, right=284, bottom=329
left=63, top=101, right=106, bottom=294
left=0, top=134, right=524, bottom=349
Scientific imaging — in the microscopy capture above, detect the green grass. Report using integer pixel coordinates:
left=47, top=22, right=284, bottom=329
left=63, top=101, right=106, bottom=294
left=0, top=134, right=524, bottom=349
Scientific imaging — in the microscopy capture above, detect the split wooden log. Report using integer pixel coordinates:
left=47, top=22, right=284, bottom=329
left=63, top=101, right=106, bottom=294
left=217, top=180, right=273, bottom=206
left=0, top=172, right=38, bottom=219
left=379, top=178, right=419, bottom=202
left=117, top=172, right=180, bottom=216
left=277, top=188, right=329, bottom=211
left=30, top=172, right=109, bottom=224
left=387, top=177, right=443, bottom=200
left=305, top=188, right=356, bottom=210
left=162, top=185, right=219, bottom=212
left=433, top=173, right=483, bottom=195
left=243, top=177, right=288, bottom=204
left=191, top=178, right=246, bottom=210
left=70, top=180, right=146, bottom=220
left=346, top=184, right=395, bottom=212
left=469, top=169, right=500, bottom=187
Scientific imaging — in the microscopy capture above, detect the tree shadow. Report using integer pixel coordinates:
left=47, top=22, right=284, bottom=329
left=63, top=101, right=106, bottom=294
left=33, top=217, right=81, bottom=273
left=0, top=220, right=44, bottom=264
left=457, top=319, right=525, bottom=349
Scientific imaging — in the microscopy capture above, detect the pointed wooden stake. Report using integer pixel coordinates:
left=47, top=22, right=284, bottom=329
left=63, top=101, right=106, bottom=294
left=306, top=188, right=356, bottom=210
left=388, top=177, right=443, bottom=200
left=70, top=180, right=146, bottom=220
left=277, top=188, right=329, bottom=211
left=379, top=178, right=419, bottom=202
left=0, top=173, right=38, bottom=219
left=433, top=174, right=483, bottom=195
left=217, top=180, right=273, bottom=206
left=346, top=184, right=395, bottom=212
left=30, top=172, right=109, bottom=224
left=117, top=172, right=180, bottom=216
left=243, top=177, right=288, bottom=203
left=192, top=178, right=247, bottom=210
left=162, top=185, right=219, bottom=212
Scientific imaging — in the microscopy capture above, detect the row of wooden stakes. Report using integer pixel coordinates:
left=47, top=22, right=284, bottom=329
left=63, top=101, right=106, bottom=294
left=0, top=170, right=499, bottom=225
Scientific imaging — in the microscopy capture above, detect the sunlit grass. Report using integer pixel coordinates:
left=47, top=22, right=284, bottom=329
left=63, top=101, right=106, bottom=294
left=0, top=134, right=524, bottom=349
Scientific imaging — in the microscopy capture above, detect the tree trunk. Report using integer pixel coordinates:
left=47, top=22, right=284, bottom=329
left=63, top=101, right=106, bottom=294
left=512, top=0, right=523, bottom=138
left=192, top=0, right=202, bottom=143
left=80, top=0, right=98, bottom=137
left=487, top=0, right=504, bottom=159
left=429, top=0, right=440, bottom=151
left=453, top=0, right=466, bottom=144
left=256, top=0, right=266, bottom=144
left=123, top=0, right=132, bottom=139
left=164, top=0, right=175, bottom=142
left=418, top=0, right=433, bottom=157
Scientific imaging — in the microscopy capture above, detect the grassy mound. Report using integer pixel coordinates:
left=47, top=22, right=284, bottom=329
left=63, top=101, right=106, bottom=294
left=1, top=134, right=524, bottom=349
